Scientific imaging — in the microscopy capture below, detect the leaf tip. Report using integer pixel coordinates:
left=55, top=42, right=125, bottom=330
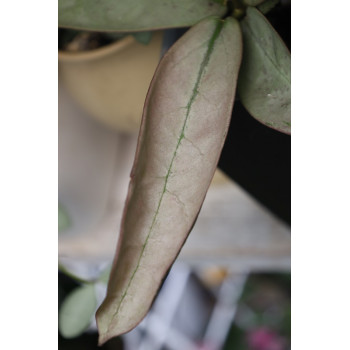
left=97, top=332, right=111, bottom=347
left=96, top=304, right=113, bottom=346
left=96, top=300, right=126, bottom=346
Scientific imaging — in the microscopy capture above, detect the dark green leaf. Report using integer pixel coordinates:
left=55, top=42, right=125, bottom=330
left=132, top=31, right=153, bottom=45
left=257, top=0, right=280, bottom=14
left=58, top=0, right=227, bottom=32
left=238, top=7, right=291, bottom=134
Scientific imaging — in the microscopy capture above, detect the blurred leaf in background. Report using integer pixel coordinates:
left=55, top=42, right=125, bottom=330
left=98, top=266, right=112, bottom=285
left=132, top=31, right=153, bottom=45
left=58, top=271, right=124, bottom=349
left=58, top=203, right=70, bottom=232
left=59, top=284, right=97, bottom=338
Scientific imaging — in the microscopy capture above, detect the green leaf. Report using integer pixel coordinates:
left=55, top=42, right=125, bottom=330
left=132, top=31, right=153, bottom=45
left=58, top=203, right=70, bottom=231
left=98, top=266, right=112, bottom=285
left=58, top=0, right=227, bottom=32
left=237, top=7, right=291, bottom=134
left=96, top=16, right=242, bottom=344
left=59, top=284, right=97, bottom=338
left=257, top=0, right=280, bottom=14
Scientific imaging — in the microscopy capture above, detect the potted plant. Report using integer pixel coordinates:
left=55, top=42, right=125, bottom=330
left=58, top=0, right=290, bottom=345
left=58, top=29, right=164, bottom=133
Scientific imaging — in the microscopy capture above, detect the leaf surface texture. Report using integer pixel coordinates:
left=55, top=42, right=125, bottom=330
left=238, top=7, right=291, bottom=134
left=96, top=16, right=243, bottom=344
left=58, top=0, right=226, bottom=31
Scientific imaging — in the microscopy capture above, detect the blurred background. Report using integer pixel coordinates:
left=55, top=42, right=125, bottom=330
left=58, top=3, right=291, bottom=349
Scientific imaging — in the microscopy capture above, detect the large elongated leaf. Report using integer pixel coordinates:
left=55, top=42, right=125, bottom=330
left=237, top=7, right=291, bottom=134
left=58, top=0, right=227, bottom=32
left=96, top=16, right=242, bottom=344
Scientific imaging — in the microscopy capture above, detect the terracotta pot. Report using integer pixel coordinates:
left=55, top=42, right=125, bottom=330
left=58, top=32, right=163, bottom=133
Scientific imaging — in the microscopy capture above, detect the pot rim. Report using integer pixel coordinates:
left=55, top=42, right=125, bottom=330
left=58, top=35, right=136, bottom=63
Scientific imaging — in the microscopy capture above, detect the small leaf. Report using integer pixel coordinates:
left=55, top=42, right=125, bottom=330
left=58, top=203, right=70, bottom=231
left=96, top=16, right=243, bottom=344
left=237, top=7, right=291, bottom=134
left=132, top=31, right=153, bottom=45
left=59, top=284, right=97, bottom=338
left=257, top=0, right=280, bottom=14
left=58, top=0, right=227, bottom=32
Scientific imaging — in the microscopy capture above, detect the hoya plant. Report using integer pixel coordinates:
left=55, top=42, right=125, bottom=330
left=59, top=0, right=290, bottom=345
